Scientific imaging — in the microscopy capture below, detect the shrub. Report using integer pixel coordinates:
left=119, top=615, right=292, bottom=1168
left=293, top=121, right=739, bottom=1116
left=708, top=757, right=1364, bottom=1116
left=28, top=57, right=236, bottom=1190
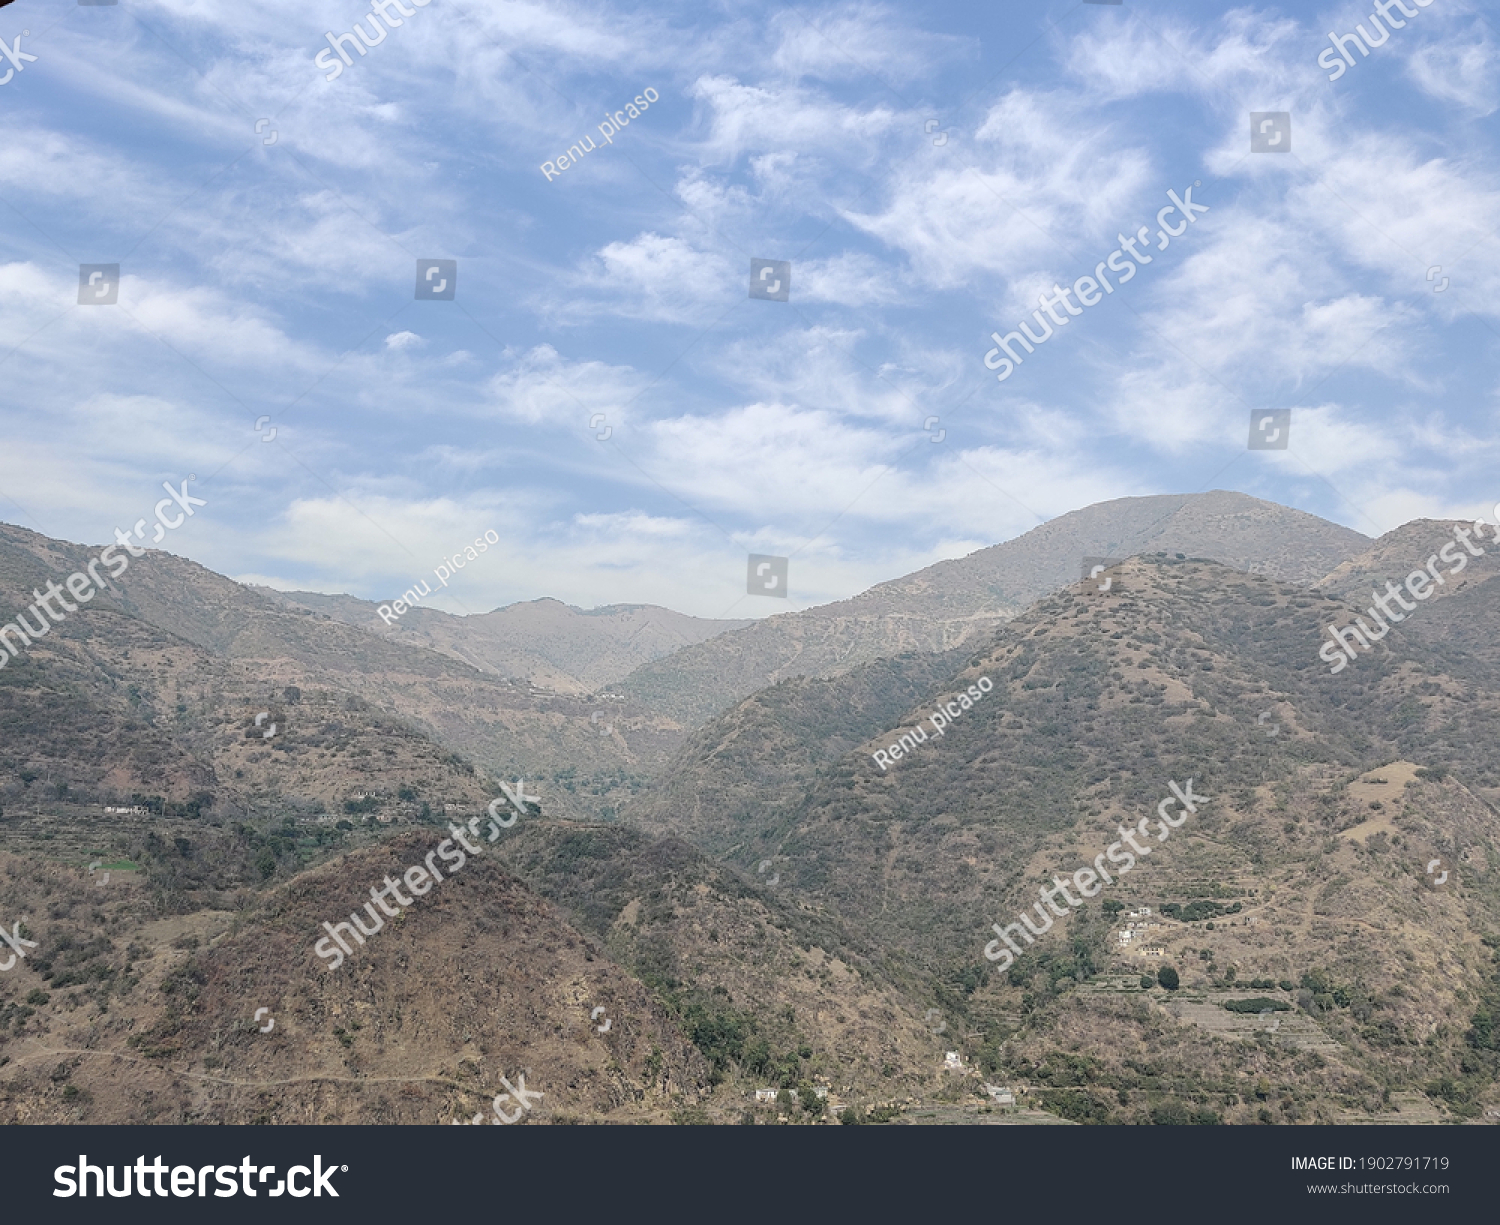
left=1466, top=1009, right=1496, bottom=1051
left=1223, top=997, right=1290, bottom=1013
left=1150, top=1100, right=1191, bottom=1125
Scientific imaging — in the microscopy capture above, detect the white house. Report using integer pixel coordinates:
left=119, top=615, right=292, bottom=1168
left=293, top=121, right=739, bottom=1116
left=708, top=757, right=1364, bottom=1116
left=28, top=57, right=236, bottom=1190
left=944, top=1051, right=962, bottom=1070
left=754, top=1088, right=778, bottom=1103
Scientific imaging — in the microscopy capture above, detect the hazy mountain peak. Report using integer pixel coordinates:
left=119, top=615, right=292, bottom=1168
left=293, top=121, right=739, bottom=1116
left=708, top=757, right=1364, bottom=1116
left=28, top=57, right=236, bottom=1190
left=614, top=492, right=1372, bottom=724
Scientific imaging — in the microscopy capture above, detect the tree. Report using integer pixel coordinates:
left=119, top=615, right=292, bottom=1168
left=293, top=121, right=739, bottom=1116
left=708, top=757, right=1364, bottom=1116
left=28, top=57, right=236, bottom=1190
left=1466, top=1010, right=1496, bottom=1051
left=1139, top=974, right=1155, bottom=989
left=1157, top=965, right=1180, bottom=991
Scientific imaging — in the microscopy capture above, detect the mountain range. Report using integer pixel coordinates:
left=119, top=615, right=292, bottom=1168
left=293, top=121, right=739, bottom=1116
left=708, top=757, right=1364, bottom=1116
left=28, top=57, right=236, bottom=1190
left=2, top=492, right=1496, bottom=1125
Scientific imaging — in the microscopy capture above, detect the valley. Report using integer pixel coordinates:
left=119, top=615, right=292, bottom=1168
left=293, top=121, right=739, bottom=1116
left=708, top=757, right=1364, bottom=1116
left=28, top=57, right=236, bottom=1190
left=1, top=492, right=1497, bottom=1126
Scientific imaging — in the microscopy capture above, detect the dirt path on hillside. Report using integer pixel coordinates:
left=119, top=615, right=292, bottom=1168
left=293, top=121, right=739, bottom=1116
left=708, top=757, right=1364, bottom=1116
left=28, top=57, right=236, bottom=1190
left=8, top=1040, right=465, bottom=1091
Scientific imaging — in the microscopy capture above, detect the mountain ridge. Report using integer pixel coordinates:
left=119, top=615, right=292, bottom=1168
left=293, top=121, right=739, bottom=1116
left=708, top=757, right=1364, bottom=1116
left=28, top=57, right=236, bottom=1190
left=611, top=491, right=1371, bottom=725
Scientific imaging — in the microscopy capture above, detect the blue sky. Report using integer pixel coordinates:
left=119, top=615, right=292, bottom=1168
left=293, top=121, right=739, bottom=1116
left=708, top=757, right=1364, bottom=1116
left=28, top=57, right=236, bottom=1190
left=1, top=0, right=1497, bottom=621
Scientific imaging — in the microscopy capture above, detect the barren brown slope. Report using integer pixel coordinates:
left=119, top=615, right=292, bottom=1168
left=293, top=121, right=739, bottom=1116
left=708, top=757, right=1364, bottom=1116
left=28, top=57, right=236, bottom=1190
left=0, top=835, right=710, bottom=1124
left=1312, top=517, right=1500, bottom=678
left=614, top=491, right=1369, bottom=726
left=494, top=822, right=950, bottom=1102
left=1312, top=518, right=1500, bottom=605
left=0, top=528, right=507, bottom=831
left=0, top=525, right=683, bottom=821
left=622, top=647, right=974, bottom=857
left=620, top=555, right=1500, bottom=1121
left=629, top=555, right=1500, bottom=952
left=0, top=609, right=497, bottom=840
left=254, top=590, right=751, bottom=695
left=954, top=760, right=1500, bottom=1124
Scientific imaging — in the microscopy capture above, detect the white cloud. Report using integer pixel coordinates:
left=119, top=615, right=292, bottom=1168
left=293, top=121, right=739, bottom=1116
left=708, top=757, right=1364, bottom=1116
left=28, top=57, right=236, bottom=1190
left=1407, top=26, right=1500, bottom=116
left=558, top=232, right=735, bottom=323
left=482, top=344, right=652, bottom=426
left=2, top=0, right=1497, bottom=620
left=690, top=73, right=900, bottom=167
left=796, top=250, right=909, bottom=305
left=708, top=325, right=962, bottom=427
left=846, top=88, right=1155, bottom=290
left=768, top=2, right=973, bottom=85
left=1060, top=9, right=1309, bottom=104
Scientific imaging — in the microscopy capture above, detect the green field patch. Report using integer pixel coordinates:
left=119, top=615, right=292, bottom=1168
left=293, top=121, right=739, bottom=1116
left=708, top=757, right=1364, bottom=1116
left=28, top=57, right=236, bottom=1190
left=1159, top=900, right=1242, bottom=923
